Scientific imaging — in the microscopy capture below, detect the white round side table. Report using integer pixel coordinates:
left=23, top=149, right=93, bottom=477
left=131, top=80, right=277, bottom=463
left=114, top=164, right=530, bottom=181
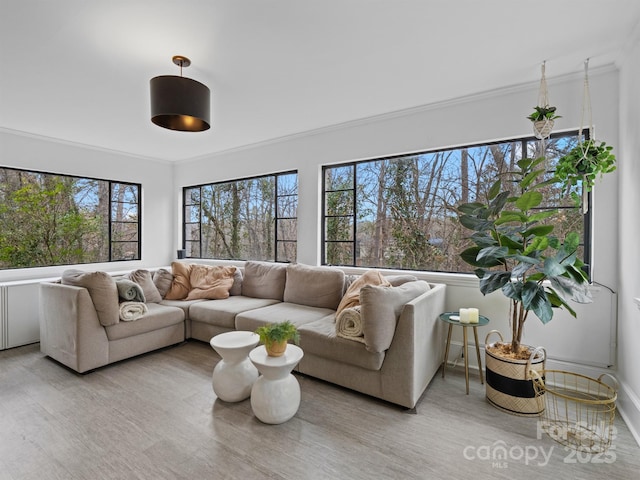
left=209, top=331, right=260, bottom=402
left=249, top=344, right=304, bottom=424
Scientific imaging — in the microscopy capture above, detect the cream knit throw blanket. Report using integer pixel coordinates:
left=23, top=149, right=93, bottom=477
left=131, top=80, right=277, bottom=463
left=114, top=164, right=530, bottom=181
left=119, top=301, right=148, bottom=321
left=335, top=306, right=365, bottom=343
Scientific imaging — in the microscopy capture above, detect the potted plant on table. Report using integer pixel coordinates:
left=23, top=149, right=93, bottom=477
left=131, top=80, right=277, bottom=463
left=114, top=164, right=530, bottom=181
left=457, top=156, right=592, bottom=415
left=255, top=321, right=300, bottom=357
left=527, top=105, right=561, bottom=139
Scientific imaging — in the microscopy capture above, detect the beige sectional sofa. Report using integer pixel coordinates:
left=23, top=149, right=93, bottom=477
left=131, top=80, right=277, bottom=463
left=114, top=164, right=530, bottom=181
left=39, top=261, right=446, bottom=409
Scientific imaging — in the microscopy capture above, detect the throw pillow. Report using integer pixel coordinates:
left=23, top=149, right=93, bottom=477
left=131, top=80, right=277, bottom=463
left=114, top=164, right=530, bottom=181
left=360, top=280, right=430, bottom=353
left=186, top=265, right=237, bottom=300
left=152, top=268, right=174, bottom=298
left=61, top=269, right=119, bottom=327
left=127, top=269, right=162, bottom=303
left=164, top=262, right=193, bottom=300
left=336, top=269, right=390, bottom=315
left=241, top=261, right=287, bottom=300
left=283, top=263, right=345, bottom=310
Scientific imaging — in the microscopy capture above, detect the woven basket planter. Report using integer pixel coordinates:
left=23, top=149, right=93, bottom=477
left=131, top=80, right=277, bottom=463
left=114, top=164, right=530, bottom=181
left=485, top=330, right=546, bottom=416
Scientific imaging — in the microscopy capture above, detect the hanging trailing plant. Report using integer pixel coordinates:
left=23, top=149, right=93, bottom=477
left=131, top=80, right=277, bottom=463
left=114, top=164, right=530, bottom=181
left=555, top=59, right=616, bottom=210
left=555, top=139, right=616, bottom=198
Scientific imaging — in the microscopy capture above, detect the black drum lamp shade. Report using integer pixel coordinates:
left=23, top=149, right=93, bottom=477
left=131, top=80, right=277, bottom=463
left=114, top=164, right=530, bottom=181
left=150, top=56, right=210, bottom=132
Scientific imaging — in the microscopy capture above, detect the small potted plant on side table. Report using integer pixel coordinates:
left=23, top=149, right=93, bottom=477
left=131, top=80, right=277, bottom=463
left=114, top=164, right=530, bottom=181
left=255, top=321, right=300, bottom=357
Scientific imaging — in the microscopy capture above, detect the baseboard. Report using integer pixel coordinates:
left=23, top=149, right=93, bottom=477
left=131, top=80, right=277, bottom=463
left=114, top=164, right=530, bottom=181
left=617, top=381, right=640, bottom=448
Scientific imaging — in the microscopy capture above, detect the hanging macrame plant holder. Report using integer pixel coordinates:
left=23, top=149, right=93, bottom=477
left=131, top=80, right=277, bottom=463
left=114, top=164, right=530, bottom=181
left=575, top=59, right=594, bottom=214
left=533, top=62, right=554, bottom=140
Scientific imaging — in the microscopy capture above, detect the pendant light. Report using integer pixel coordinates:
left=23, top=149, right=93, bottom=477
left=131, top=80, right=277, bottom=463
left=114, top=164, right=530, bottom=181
left=150, top=56, right=210, bottom=132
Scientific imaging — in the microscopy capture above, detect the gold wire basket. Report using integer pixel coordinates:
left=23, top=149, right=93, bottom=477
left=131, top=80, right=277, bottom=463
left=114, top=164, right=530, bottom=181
left=530, top=369, right=618, bottom=453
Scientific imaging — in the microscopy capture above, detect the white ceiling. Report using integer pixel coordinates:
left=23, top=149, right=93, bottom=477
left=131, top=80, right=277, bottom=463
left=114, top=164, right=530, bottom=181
left=1, top=1, right=639, bottom=162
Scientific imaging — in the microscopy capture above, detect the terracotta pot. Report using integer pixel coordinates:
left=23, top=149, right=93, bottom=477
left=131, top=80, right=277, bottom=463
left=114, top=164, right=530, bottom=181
left=265, top=339, right=288, bottom=357
left=484, top=330, right=546, bottom=417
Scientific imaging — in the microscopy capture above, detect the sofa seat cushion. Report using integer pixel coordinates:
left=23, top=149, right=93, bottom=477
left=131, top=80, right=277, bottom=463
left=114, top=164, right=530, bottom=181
left=235, top=302, right=335, bottom=332
left=298, top=317, right=385, bottom=371
left=105, top=304, right=185, bottom=341
left=189, top=296, right=281, bottom=329
left=159, top=298, right=206, bottom=319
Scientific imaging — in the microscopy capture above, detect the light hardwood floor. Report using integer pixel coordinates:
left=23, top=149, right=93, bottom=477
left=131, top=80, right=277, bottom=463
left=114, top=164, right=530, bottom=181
left=1, top=341, right=638, bottom=480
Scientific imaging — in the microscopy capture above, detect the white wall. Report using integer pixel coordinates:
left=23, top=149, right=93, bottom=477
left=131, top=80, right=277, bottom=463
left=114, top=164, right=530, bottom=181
left=0, top=129, right=176, bottom=282
left=617, top=26, right=640, bottom=444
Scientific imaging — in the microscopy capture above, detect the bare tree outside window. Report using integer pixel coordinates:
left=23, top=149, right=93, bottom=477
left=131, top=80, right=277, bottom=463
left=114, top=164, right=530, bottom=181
left=184, top=171, right=297, bottom=262
left=323, top=132, right=588, bottom=273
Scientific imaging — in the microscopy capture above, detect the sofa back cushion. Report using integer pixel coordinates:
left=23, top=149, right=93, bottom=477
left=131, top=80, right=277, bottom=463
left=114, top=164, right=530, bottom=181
left=284, top=263, right=345, bottom=310
left=360, top=280, right=431, bottom=353
left=128, top=269, right=162, bottom=303
left=152, top=268, right=174, bottom=298
left=61, top=269, right=119, bottom=327
left=241, top=261, right=287, bottom=300
left=230, top=268, right=243, bottom=296
left=186, top=265, right=237, bottom=300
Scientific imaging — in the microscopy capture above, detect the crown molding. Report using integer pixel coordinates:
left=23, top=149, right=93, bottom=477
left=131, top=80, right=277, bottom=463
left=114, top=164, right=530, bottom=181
left=180, top=63, right=618, bottom=164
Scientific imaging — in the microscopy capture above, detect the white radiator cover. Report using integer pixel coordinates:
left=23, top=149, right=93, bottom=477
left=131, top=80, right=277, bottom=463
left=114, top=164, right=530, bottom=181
left=0, top=281, right=42, bottom=350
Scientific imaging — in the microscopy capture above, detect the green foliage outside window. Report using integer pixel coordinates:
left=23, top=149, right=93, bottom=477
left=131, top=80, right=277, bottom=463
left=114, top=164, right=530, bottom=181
left=0, top=168, right=140, bottom=269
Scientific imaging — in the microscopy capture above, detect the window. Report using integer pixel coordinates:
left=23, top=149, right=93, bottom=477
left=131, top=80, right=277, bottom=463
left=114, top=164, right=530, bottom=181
left=0, top=167, right=141, bottom=269
left=184, top=171, right=298, bottom=262
left=322, top=132, right=589, bottom=273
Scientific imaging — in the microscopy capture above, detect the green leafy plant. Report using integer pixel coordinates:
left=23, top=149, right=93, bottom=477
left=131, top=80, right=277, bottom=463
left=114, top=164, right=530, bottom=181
left=527, top=105, right=561, bottom=122
left=458, top=157, right=592, bottom=357
left=555, top=140, right=616, bottom=200
left=255, top=321, right=300, bottom=345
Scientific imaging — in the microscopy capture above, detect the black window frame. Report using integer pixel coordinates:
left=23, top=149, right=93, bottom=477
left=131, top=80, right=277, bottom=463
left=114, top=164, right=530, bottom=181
left=0, top=166, right=141, bottom=269
left=183, top=170, right=298, bottom=263
left=321, top=131, right=591, bottom=275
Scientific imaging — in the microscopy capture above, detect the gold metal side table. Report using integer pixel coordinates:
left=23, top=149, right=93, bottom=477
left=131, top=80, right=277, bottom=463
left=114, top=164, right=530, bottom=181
left=439, top=312, right=490, bottom=394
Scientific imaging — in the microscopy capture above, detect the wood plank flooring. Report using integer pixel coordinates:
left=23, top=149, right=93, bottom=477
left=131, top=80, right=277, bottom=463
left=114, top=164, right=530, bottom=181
left=1, top=341, right=639, bottom=479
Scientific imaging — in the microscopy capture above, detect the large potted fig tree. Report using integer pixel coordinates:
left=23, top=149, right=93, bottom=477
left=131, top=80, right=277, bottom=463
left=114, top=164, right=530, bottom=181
left=457, top=156, right=592, bottom=415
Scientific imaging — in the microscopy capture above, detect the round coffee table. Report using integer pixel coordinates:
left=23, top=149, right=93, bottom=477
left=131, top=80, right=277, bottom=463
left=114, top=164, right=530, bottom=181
left=209, top=331, right=260, bottom=402
left=249, top=344, right=304, bottom=424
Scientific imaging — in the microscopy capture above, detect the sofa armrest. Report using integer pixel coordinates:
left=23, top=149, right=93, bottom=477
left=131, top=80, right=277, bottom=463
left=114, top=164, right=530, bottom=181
left=39, top=282, right=110, bottom=373
left=379, top=283, right=447, bottom=408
